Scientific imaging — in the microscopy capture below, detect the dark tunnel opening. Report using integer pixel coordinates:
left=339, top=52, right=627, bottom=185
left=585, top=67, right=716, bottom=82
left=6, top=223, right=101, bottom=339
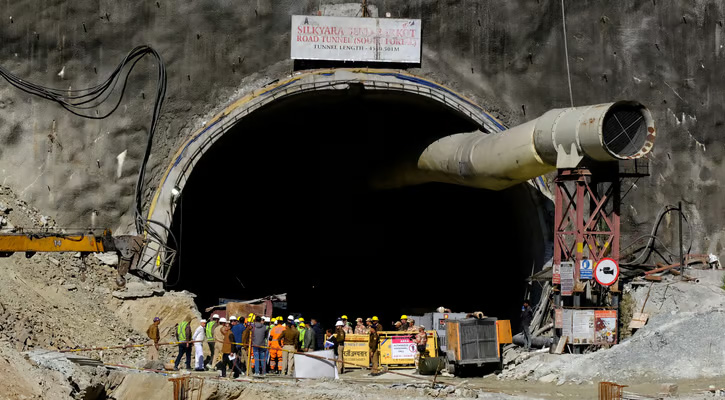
left=168, top=87, right=550, bottom=332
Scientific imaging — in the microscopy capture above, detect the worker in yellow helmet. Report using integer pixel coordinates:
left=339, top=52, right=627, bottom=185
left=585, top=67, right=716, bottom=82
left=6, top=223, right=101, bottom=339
left=399, top=315, right=409, bottom=331
left=371, top=316, right=380, bottom=331
left=340, top=315, right=353, bottom=334
left=268, top=317, right=286, bottom=374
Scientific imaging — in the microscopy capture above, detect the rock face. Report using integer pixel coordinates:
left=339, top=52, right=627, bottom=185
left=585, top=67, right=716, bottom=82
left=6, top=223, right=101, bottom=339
left=114, top=292, right=201, bottom=340
left=0, top=1, right=723, bottom=252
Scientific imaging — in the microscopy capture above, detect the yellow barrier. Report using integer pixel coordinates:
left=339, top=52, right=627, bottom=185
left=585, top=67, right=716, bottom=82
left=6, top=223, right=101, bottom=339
left=342, top=334, right=370, bottom=369
left=378, top=331, right=438, bottom=369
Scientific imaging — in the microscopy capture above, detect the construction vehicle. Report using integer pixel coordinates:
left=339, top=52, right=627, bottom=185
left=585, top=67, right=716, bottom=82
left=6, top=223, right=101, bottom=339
left=409, top=311, right=512, bottom=375
left=0, top=229, right=144, bottom=286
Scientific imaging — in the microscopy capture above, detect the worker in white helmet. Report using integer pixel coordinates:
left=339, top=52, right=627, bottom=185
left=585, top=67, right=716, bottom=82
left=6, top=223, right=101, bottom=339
left=193, top=320, right=207, bottom=371
left=279, top=316, right=300, bottom=376
left=212, top=317, right=228, bottom=373
left=333, top=320, right=347, bottom=374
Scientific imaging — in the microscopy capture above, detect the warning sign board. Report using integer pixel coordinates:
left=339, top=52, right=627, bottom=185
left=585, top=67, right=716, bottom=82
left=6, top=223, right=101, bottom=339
left=594, top=310, right=618, bottom=345
left=594, top=258, right=619, bottom=287
left=390, top=336, right=417, bottom=359
left=560, top=262, right=575, bottom=296
left=580, top=259, right=593, bottom=280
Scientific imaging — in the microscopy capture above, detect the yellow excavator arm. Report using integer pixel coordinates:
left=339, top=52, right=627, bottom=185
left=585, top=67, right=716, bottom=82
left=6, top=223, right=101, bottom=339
left=0, top=229, right=144, bottom=286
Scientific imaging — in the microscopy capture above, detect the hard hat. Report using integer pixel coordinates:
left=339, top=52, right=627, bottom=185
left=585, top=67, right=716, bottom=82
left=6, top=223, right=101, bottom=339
left=294, top=319, right=299, bottom=323
left=395, top=321, right=402, bottom=326
left=401, top=315, right=408, bottom=320
left=277, top=316, right=283, bottom=321
left=229, top=316, right=237, bottom=321
left=219, top=317, right=227, bottom=323
left=356, top=317, right=363, bottom=322
left=200, top=319, right=207, bottom=323
left=287, top=315, right=294, bottom=321
left=248, top=313, right=255, bottom=318
left=298, top=318, right=305, bottom=322
left=263, top=317, right=270, bottom=322
left=335, top=321, right=344, bottom=327
left=341, top=315, right=348, bottom=320
left=299, top=323, right=306, bottom=327
left=366, top=317, right=372, bottom=322
left=212, top=314, right=220, bottom=319
left=372, top=316, right=379, bottom=321
left=153, top=317, right=160, bottom=322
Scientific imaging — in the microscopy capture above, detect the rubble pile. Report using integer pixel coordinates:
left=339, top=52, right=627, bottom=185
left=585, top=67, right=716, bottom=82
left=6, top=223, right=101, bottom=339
left=0, top=185, right=196, bottom=399
left=500, top=272, right=725, bottom=385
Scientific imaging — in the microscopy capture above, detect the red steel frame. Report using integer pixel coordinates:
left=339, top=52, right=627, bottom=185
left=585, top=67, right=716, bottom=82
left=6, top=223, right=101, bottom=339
left=553, top=168, right=621, bottom=289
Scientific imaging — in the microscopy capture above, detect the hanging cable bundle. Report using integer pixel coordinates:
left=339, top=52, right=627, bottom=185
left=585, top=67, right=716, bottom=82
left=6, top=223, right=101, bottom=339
left=0, top=45, right=175, bottom=269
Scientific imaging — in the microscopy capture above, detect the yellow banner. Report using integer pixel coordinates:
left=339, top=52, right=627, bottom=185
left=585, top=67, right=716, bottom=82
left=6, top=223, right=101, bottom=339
left=342, top=341, right=370, bottom=368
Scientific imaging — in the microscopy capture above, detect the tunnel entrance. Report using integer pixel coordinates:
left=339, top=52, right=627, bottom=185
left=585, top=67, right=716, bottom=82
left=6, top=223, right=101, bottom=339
left=168, top=86, right=549, bottom=330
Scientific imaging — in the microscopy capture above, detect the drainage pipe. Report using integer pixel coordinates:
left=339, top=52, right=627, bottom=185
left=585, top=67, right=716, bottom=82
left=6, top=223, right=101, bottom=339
left=417, top=101, right=655, bottom=191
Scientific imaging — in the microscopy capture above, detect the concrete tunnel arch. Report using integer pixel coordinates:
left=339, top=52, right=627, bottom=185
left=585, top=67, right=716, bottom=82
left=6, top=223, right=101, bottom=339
left=140, top=68, right=554, bottom=318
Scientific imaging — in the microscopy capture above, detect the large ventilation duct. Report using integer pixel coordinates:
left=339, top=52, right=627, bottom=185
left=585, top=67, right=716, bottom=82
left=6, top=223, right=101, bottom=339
left=417, top=101, right=655, bottom=190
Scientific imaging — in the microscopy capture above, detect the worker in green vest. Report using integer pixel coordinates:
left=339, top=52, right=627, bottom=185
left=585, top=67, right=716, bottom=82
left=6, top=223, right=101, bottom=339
left=205, top=314, right=219, bottom=368
left=174, top=316, right=193, bottom=370
left=298, top=322, right=307, bottom=351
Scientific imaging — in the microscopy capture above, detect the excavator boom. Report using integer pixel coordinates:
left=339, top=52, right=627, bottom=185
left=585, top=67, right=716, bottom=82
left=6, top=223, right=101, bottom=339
left=0, top=229, right=144, bottom=286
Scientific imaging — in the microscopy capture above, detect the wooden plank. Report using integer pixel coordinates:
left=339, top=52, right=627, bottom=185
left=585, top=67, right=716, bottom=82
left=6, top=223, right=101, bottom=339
left=643, top=275, right=662, bottom=282
left=645, top=262, right=679, bottom=275
left=629, top=312, right=649, bottom=330
left=554, top=335, right=568, bottom=354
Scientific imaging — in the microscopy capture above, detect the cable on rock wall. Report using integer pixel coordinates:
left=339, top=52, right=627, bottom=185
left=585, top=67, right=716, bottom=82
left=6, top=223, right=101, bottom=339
left=0, top=45, right=174, bottom=264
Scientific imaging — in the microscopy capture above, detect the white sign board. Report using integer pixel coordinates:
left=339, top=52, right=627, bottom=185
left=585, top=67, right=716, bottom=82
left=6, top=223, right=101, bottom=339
left=391, top=336, right=417, bottom=359
left=594, top=258, right=619, bottom=286
left=560, top=262, right=575, bottom=296
left=572, top=310, right=595, bottom=344
left=561, top=309, right=573, bottom=339
left=291, top=15, right=422, bottom=63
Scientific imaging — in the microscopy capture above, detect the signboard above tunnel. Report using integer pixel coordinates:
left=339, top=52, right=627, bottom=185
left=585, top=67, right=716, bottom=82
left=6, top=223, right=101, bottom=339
left=291, top=15, right=422, bottom=63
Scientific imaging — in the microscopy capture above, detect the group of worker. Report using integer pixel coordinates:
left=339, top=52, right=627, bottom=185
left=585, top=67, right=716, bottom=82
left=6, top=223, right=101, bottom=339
left=146, top=314, right=429, bottom=378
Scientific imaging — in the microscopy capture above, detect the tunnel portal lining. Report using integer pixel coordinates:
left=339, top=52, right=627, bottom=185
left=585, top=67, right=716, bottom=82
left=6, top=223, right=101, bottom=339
left=140, top=69, right=529, bottom=281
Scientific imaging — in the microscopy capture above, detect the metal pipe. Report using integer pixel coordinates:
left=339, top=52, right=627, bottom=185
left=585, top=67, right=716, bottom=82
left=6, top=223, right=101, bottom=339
left=417, top=101, right=656, bottom=191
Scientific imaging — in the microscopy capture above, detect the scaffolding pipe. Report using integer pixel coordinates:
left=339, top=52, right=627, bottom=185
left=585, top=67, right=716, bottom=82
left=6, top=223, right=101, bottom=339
left=417, top=101, right=656, bottom=191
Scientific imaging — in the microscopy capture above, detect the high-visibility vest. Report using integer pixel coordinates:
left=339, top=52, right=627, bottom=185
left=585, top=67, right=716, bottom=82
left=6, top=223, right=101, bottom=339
left=205, top=321, right=216, bottom=340
left=269, top=325, right=284, bottom=348
left=298, top=327, right=306, bottom=346
left=177, top=321, right=189, bottom=341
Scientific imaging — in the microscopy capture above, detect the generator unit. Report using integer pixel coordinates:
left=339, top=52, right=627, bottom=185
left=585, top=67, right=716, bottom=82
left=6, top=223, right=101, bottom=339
left=444, top=317, right=512, bottom=375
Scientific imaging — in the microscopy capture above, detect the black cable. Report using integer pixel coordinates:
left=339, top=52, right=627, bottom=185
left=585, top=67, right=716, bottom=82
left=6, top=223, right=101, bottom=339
left=621, top=205, right=693, bottom=266
left=1, top=46, right=173, bottom=267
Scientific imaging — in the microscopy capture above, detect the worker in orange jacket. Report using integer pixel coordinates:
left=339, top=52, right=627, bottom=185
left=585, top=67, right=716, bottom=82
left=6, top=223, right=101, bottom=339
left=268, top=317, right=286, bottom=374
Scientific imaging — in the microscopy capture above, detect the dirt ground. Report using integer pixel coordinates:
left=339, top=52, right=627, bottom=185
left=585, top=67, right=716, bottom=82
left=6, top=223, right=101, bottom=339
left=89, top=365, right=725, bottom=400
left=1, top=182, right=725, bottom=400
